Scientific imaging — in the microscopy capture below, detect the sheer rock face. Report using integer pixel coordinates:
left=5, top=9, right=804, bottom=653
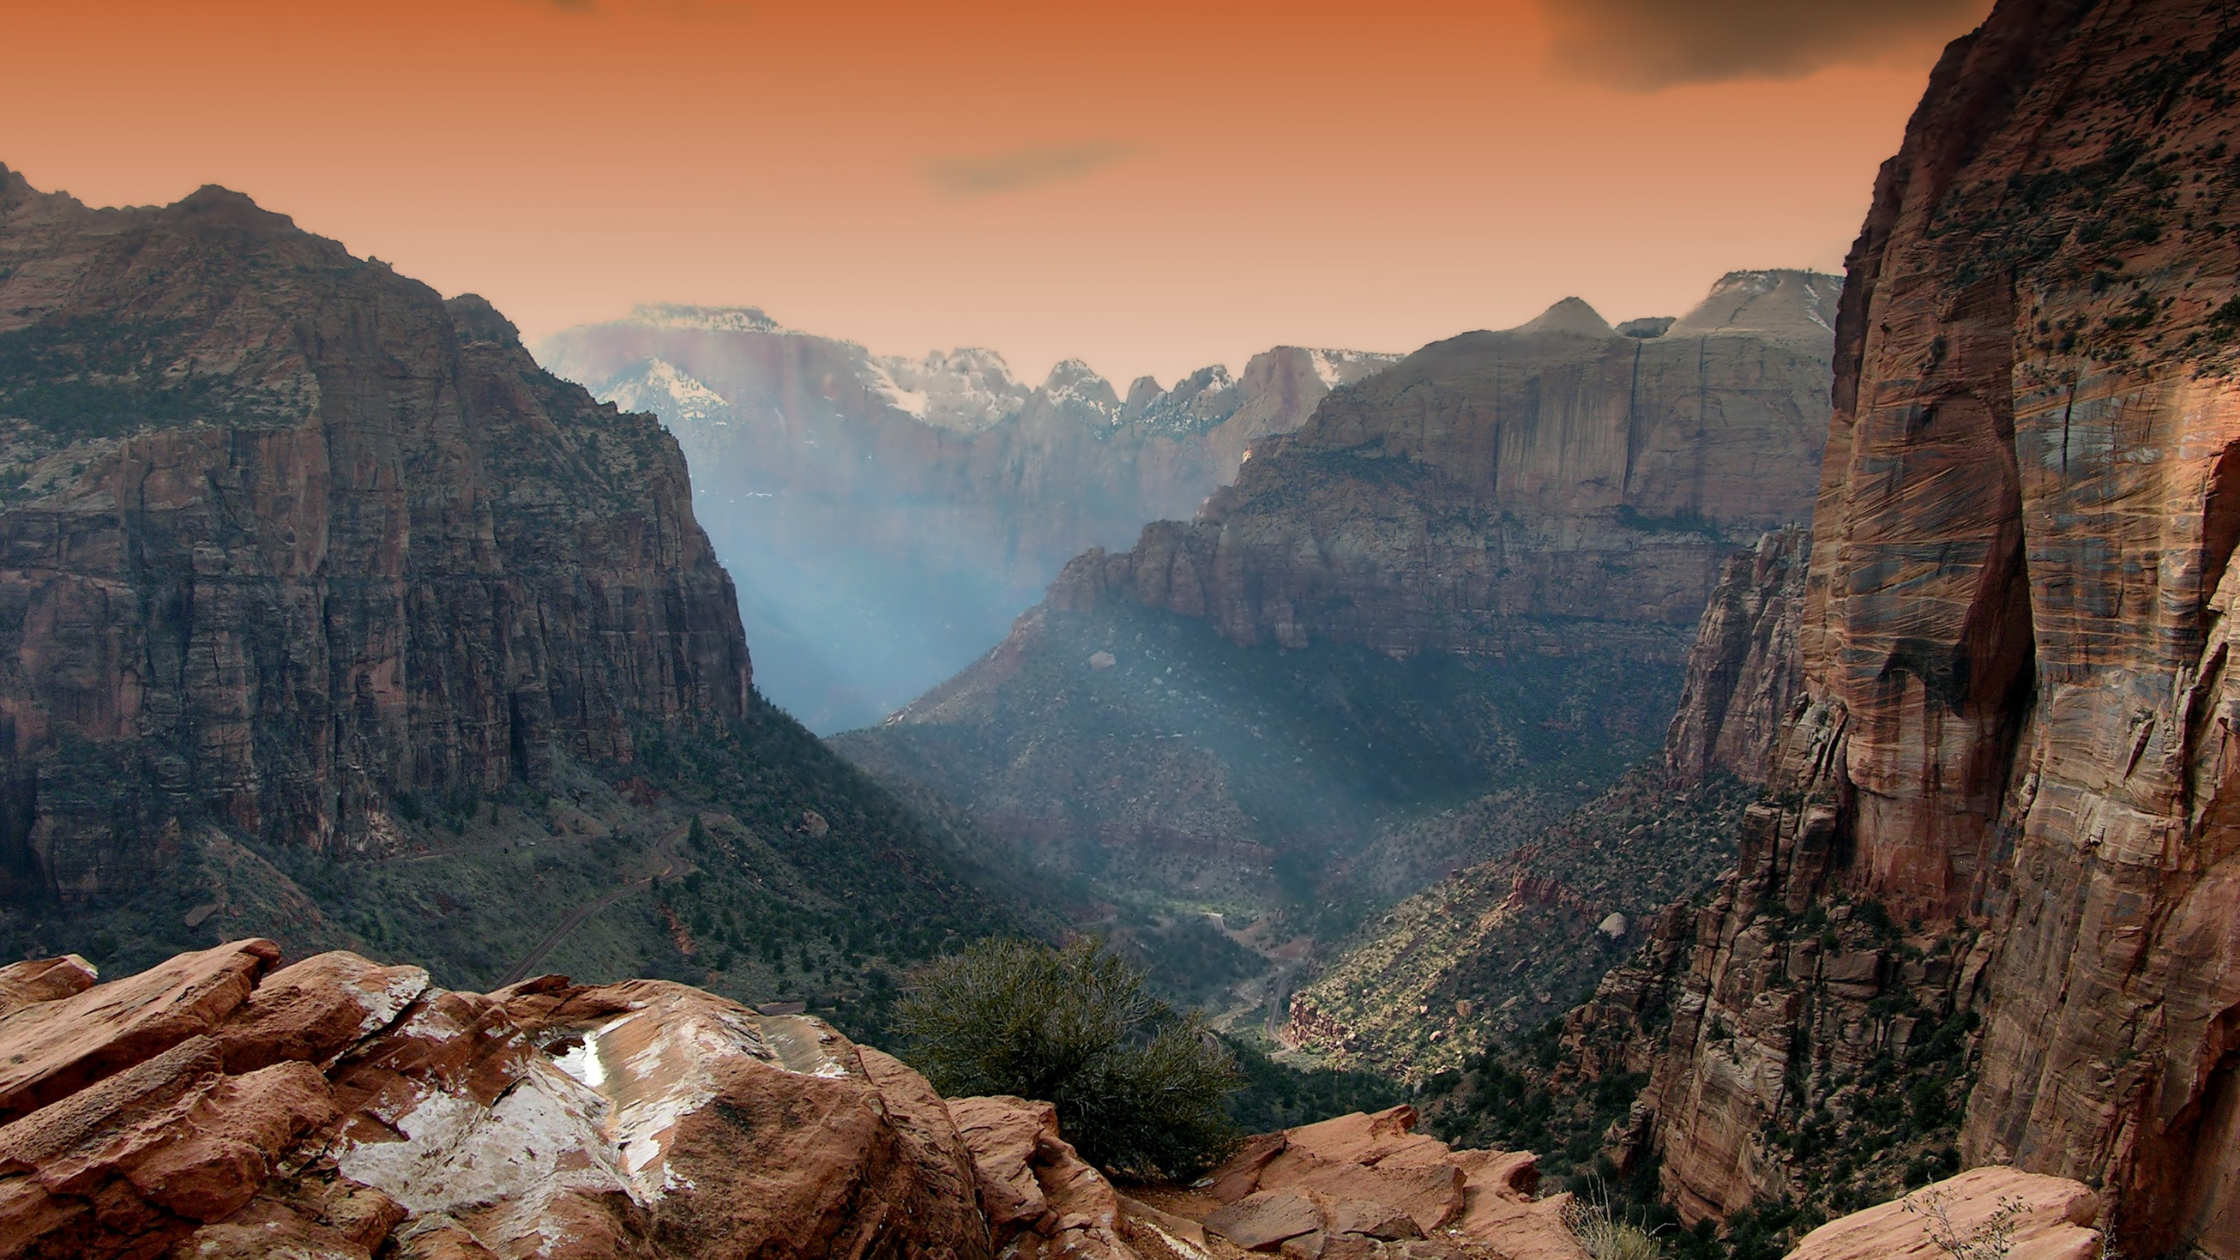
left=1596, top=1, right=2240, bottom=1251
left=1046, top=271, right=1836, bottom=661
left=1663, top=526, right=1810, bottom=786
left=0, top=170, right=750, bottom=902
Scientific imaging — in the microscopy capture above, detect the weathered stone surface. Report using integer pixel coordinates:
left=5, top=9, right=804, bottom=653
left=216, top=951, right=430, bottom=1073
left=0, top=941, right=1005, bottom=1260
left=0, top=956, right=94, bottom=1019
left=0, top=169, right=751, bottom=905
left=1781, top=1168, right=2100, bottom=1260
left=0, top=938, right=276, bottom=1123
left=1189, top=1108, right=1584, bottom=1260
left=0, top=1034, right=334, bottom=1258
left=1559, top=2, right=2240, bottom=1253
left=951, top=1093, right=1128, bottom=1260
left=1204, top=1190, right=1326, bottom=1250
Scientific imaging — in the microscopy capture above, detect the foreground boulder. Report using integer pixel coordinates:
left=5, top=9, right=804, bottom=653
left=0, top=943, right=1587, bottom=1260
left=1782, top=1167, right=2102, bottom=1260
left=0, top=943, right=989, bottom=1259
left=1158, top=1105, right=1587, bottom=1260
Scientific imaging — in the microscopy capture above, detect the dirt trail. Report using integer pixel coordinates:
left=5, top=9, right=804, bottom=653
left=494, top=820, right=692, bottom=988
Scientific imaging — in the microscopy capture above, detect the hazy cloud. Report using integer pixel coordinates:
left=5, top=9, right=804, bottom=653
left=1542, top=0, right=1990, bottom=90
left=926, top=142, right=1137, bottom=197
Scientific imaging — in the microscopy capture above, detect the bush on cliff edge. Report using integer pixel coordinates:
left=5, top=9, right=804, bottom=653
left=897, top=937, right=1242, bottom=1180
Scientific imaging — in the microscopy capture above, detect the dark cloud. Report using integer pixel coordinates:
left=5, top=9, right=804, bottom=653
left=926, top=142, right=1138, bottom=197
left=1542, top=0, right=1991, bottom=90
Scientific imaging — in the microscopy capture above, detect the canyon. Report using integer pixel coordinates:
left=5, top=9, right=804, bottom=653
left=834, top=272, right=1837, bottom=962
left=0, top=168, right=1025, bottom=1022
left=3, top=0, right=2238, bottom=1248
left=538, top=308, right=1397, bottom=731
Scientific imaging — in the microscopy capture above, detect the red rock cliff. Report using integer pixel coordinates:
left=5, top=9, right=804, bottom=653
left=1050, top=273, right=1836, bottom=660
left=1606, top=2, right=2240, bottom=1252
left=0, top=171, right=751, bottom=903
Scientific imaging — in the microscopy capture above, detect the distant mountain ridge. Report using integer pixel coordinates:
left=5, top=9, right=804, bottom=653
left=539, top=309, right=1399, bottom=731
left=834, top=271, right=1839, bottom=983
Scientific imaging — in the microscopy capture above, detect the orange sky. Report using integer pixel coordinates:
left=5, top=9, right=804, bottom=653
left=3, top=0, right=1983, bottom=385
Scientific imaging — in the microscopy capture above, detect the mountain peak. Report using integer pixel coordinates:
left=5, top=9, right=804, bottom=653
left=1514, top=297, right=1617, bottom=338
left=1667, top=269, right=1842, bottom=350
left=445, top=293, right=520, bottom=346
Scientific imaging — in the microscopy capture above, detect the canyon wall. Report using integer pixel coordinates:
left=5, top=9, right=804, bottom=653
left=0, top=170, right=750, bottom=904
left=1046, top=273, right=1838, bottom=659
left=1282, top=524, right=1811, bottom=1083
left=538, top=309, right=1396, bottom=730
left=1663, top=526, right=1812, bottom=786
left=1582, top=2, right=2240, bottom=1252
left=837, top=275, right=1834, bottom=930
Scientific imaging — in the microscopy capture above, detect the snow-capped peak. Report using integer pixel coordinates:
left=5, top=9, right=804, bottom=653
left=862, top=347, right=1031, bottom=432
left=595, top=358, right=729, bottom=427
left=1038, top=359, right=1123, bottom=425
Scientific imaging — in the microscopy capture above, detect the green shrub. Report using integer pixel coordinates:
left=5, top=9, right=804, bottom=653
left=897, top=937, right=1241, bottom=1180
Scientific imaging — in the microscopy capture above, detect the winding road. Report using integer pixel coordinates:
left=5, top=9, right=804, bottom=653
left=493, top=819, right=692, bottom=988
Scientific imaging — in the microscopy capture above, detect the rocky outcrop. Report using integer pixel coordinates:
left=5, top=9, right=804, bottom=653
left=0, top=940, right=992, bottom=1259
left=537, top=307, right=1398, bottom=731
left=0, top=942, right=1593, bottom=1260
left=1173, top=1105, right=1585, bottom=1260
left=1555, top=1, right=2240, bottom=1252
left=1781, top=1168, right=2101, bottom=1260
left=0, top=169, right=749, bottom=903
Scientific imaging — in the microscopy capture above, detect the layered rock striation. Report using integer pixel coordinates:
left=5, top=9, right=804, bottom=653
left=1662, top=526, right=1811, bottom=786
left=538, top=307, right=1398, bottom=730
left=0, top=170, right=1019, bottom=1008
left=0, top=170, right=747, bottom=901
left=1046, top=271, right=1838, bottom=659
left=1544, top=2, right=2240, bottom=1251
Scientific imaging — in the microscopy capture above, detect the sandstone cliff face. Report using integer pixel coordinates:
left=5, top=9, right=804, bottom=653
left=0, top=170, right=748, bottom=903
left=1048, top=272, right=1837, bottom=659
left=538, top=308, right=1397, bottom=731
left=1662, top=527, right=1811, bottom=786
left=1571, top=2, right=2240, bottom=1251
